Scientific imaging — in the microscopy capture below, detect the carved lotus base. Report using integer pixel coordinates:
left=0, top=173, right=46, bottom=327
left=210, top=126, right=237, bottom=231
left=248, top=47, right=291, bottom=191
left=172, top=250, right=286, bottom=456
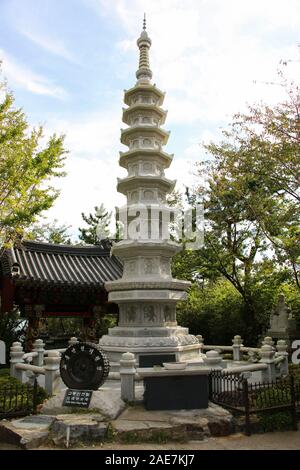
left=99, top=326, right=201, bottom=364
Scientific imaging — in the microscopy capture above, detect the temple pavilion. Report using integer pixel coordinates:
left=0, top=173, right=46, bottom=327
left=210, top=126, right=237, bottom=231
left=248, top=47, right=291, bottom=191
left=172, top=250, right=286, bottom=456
left=0, top=240, right=122, bottom=349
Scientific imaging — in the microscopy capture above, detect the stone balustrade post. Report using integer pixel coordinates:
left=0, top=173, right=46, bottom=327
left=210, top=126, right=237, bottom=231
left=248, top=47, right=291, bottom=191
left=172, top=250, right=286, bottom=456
left=68, top=337, right=79, bottom=347
left=203, top=350, right=223, bottom=369
left=0, top=340, right=6, bottom=365
left=259, top=344, right=276, bottom=382
left=32, top=339, right=45, bottom=367
left=10, top=342, right=24, bottom=380
left=262, top=336, right=275, bottom=349
left=44, top=351, right=61, bottom=395
left=276, top=339, right=289, bottom=376
left=232, top=335, right=243, bottom=361
left=120, top=352, right=136, bottom=402
left=196, top=335, right=204, bottom=354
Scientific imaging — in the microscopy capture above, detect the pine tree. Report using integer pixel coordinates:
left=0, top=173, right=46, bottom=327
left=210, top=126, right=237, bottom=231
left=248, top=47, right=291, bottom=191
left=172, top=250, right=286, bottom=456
left=78, top=204, right=111, bottom=245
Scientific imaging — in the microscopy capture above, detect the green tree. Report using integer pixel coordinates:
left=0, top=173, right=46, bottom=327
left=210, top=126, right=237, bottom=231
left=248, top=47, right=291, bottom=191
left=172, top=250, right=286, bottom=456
left=192, top=166, right=270, bottom=340
left=0, top=69, right=67, bottom=245
left=26, top=219, right=72, bottom=244
left=177, top=67, right=299, bottom=341
left=204, top=68, right=300, bottom=289
left=79, top=204, right=111, bottom=245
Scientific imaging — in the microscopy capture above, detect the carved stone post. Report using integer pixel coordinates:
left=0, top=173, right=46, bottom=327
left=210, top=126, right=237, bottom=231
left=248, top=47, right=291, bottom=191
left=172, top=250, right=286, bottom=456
left=120, top=352, right=136, bottom=402
left=44, top=351, right=61, bottom=395
left=68, top=337, right=79, bottom=347
left=259, top=344, right=276, bottom=382
left=10, top=342, right=24, bottom=379
left=196, top=335, right=204, bottom=354
left=232, top=335, right=243, bottom=361
left=32, top=339, right=45, bottom=367
left=203, top=350, right=223, bottom=369
left=276, top=339, right=289, bottom=376
left=262, top=336, right=275, bottom=348
left=0, top=340, right=6, bottom=365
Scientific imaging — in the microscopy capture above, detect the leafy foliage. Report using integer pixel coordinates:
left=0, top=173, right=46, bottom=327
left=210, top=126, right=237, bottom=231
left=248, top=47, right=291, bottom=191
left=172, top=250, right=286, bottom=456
left=258, top=411, right=294, bottom=432
left=0, top=308, right=27, bottom=362
left=0, top=69, right=67, bottom=245
left=0, top=369, right=48, bottom=410
left=94, top=314, right=117, bottom=338
left=176, top=280, right=246, bottom=344
left=201, top=69, right=300, bottom=290
left=26, top=219, right=72, bottom=244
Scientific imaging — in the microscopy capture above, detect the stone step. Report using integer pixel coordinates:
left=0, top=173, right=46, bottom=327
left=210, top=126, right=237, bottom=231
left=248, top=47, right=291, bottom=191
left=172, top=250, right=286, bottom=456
left=0, top=415, right=55, bottom=449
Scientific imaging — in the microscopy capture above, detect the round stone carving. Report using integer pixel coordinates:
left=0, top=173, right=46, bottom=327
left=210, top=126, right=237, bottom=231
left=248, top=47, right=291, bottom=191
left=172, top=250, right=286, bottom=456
left=60, top=342, right=110, bottom=390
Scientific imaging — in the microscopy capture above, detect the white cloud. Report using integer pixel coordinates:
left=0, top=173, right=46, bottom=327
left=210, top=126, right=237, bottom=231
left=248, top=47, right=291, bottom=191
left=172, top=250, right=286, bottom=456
left=20, top=30, right=78, bottom=64
left=0, top=49, right=68, bottom=99
left=43, top=111, right=127, bottom=234
left=95, top=0, right=300, bottom=127
left=46, top=154, right=126, bottom=237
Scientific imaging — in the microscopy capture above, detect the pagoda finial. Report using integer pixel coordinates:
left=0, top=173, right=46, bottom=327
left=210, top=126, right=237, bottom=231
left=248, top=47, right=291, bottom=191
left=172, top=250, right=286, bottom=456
left=136, top=15, right=152, bottom=82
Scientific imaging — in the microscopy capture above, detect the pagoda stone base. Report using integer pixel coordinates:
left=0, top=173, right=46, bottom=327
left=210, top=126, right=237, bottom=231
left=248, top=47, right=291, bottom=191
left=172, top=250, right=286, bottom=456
left=99, top=326, right=201, bottom=365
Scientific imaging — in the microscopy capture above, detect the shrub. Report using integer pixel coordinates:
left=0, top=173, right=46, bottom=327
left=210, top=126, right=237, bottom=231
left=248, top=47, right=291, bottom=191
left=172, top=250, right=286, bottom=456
left=258, top=411, right=294, bottom=432
left=0, top=368, right=48, bottom=411
left=176, top=280, right=247, bottom=345
left=0, top=308, right=27, bottom=362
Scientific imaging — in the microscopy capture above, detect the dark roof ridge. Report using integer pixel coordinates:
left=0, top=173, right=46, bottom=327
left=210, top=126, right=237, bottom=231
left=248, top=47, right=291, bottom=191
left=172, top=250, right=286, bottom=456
left=19, top=239, right=112, bottom=256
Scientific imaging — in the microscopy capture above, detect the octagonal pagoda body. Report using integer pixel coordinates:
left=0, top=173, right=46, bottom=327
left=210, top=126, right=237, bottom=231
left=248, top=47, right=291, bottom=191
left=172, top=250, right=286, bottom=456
left=99, top=22, right=201, bottom=367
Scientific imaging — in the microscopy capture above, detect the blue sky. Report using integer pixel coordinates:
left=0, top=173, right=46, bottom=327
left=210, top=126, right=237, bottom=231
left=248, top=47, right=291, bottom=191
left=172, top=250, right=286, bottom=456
left=0, top=0, right=299, bottom=239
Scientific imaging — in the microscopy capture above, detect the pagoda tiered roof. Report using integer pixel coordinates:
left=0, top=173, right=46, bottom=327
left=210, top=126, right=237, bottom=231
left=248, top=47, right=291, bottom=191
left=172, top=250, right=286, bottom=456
left=117, top=175, right=175, bottom=195
left=122, top=103, right=167, bottom=125
left=119, top=148, right=173, bottom=169
left=120, top=126, right=170, bottom=146
left=123, top=83, right=165, bottom=106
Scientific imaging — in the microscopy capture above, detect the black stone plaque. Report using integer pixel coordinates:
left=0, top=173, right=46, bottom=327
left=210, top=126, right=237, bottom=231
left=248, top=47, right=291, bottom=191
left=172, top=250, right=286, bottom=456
left=144, top=374, right=209, bottom=410
left=139, top=354, right=176, bottom=368
left=63, top=389, right=93, bottom=408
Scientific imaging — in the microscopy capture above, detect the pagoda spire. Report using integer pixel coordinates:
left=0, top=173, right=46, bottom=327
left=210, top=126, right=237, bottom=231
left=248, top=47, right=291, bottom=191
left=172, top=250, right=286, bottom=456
left=136, top=13, right=152, bottom=82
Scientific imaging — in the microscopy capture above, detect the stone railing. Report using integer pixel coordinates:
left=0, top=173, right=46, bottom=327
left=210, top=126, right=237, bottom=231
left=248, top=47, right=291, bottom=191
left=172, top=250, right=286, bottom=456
left=119, top=336, right=290, bottom=402
left=196, top=335, right=281, bottom=361
left=9, top=337, right=79, bottom=395
left=9, top=333, right=289, bottom=401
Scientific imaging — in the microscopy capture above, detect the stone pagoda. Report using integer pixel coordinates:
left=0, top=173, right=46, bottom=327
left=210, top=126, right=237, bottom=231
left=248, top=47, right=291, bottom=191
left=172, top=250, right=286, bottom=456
left=99, top=18, right=200, bottom=367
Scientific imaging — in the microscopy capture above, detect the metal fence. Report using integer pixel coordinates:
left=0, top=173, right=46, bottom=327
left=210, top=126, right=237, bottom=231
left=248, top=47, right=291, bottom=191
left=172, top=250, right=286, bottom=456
left=0, top=378, right=38, bottom=419
left=209, top=370, right=299, bottom=435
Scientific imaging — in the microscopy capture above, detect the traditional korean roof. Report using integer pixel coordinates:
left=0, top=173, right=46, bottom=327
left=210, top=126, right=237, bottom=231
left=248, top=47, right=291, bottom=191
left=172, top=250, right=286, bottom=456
left=0, top=240, right=123, bottom=288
